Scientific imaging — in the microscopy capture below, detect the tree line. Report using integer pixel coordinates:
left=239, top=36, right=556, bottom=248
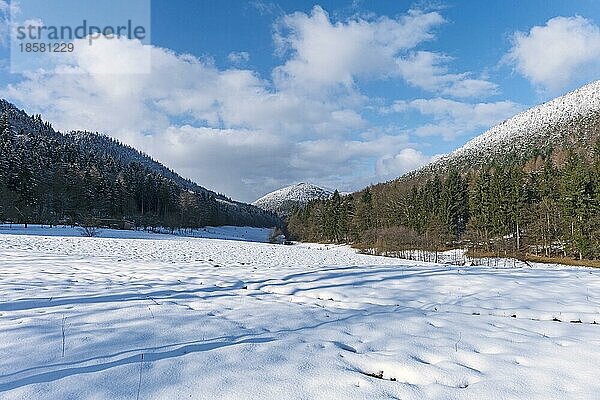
left=288, top=144, right=600, bottom=262
left=0, top=111, right=280, bottom=230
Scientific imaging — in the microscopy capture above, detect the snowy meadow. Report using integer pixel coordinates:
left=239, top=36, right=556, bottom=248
left=0, top=227, right=599, bottom=399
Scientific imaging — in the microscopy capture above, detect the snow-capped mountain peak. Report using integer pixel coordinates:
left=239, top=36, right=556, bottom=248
left=253, top=183, right=334, bottom=216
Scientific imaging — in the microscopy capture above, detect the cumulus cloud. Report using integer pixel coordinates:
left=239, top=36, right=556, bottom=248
left=506, top=16, right=600, bottom=92
left=273, top=6, right=445, bottom=90
left=272, top=6, right=497, bottom=98
left=5, top=37, right=365, bottom=137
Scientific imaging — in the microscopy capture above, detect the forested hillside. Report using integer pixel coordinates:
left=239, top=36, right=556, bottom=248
left=288, top=82, right=600, bottom=263
left=0, top=100, right=280, bottom=230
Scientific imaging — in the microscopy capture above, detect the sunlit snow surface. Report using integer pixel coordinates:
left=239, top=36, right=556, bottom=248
left=0, top=228, right=599, bottom=399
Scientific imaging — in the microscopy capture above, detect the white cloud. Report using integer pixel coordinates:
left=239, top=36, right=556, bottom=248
left=273, top=6, right=445, bottom=90
left=376, top=148, right=439, bottom=178
left=227, top=51, right=250, bottom=65
left=5, top=37, right=366, bottom=138
left=396, top=51, right=497, bottom=98
left=293, top=133, right=410, bottom=170
left=401, top=98, right=520, bottom=123
left=444, top=78, right=498, bottom=99
left=506, top=16, right=600, bottom=92
left=289, top=132, right=424, bottom=192
left=390, top=97, right=523, bottom=140
left=149, top=126, right=293, bottom=200
left=272, top=6, right=497, bottom=99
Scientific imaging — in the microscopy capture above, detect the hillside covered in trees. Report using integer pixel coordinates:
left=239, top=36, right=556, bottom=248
left=288, top=82, right=600, bottom=264
left=0, top=100, right=280, bottom=230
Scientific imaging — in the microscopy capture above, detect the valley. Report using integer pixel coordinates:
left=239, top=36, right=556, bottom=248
left=0, top=228, right=598, bottom=399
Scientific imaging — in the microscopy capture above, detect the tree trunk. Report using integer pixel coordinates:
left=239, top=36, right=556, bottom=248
left=516, top=222, right=520, bottom=253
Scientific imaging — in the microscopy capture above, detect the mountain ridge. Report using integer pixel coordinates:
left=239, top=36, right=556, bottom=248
left=405, top=79, right=600, bottom=180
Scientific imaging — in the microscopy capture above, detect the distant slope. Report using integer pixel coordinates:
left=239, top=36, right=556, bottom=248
left=0, top=99, right=280, bottom=228
left=67, top=130, right=206, bottom=194
left=408, top=80, right=600, bottom=179
left=253, top=183, right=334, bottom=216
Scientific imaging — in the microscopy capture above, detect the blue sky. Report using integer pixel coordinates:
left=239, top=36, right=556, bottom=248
left=1, top=0, right=600, bottom=201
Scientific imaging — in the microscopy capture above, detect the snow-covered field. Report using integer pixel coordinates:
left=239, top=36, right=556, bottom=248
left=0, top=224, right=272, bottom=243
left=0, top=229, right=599, bottom=399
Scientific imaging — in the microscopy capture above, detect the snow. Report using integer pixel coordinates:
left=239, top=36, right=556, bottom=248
left=1, top=228, right=599, bottom=399
left=0, top=224, right=272, bottom=243
left=253, top=182, right=334, bottom=215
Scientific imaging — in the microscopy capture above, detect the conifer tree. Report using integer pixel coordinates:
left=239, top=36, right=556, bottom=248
left=560, top=152, right=593, bottom=259
left=439, top=170, right=469, bottom=241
